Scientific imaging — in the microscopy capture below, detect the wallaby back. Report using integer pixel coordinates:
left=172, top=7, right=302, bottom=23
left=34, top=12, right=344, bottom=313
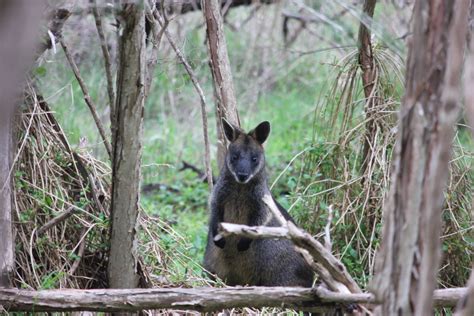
left=203, top=119, right=313, bottom=287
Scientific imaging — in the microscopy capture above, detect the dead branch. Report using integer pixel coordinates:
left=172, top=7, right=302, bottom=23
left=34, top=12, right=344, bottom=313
left=142, top=183, right=180, bottom=194
left=260, top=195, right=361, bottom=294
left=145, top=1, right=169, bottom=98
left=218, top=220, right=361, bottom=294
left=0, top=286, right=465, bottom=313
left=202, top=0, right=240, bottom=169
left=36, top=206, right=77, bottom=236
left=59, top=38, right=112, bottom=159
left=154, top=10, right=213, bottom=190
left=91, top=1, right=115, bottom=124
left=179, top=160, right=216, bottom=183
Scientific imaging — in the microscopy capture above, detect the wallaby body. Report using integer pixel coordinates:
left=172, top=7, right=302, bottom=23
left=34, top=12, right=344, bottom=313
left=203, top=120, right=313, bottom=287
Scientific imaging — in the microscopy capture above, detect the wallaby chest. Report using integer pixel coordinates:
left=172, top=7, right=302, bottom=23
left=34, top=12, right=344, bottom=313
left=221, top=189, right=263, bottom=224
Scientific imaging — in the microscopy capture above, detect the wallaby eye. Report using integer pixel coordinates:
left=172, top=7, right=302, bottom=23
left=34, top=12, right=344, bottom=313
left=252, top=156, right=258, bottom=162
left=231, top=154, right=239, bottom=161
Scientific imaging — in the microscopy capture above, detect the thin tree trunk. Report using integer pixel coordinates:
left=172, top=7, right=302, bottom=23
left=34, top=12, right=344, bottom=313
left=358, top=0, right=377, bottom=174
left=202, top=0, right=240, bottom=169
left=108, top=3, right=146, bottom=289
left=372, top=1, right=470, bottom=315
left=0, top=118, right=14, bottom=288
left=457, top=4, right=474, bottom=314
left=0, top=0, right=43, bottom=288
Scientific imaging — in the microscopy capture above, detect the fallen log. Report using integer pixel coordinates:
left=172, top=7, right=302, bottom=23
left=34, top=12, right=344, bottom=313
left=0, top=286, right=465, bottom=313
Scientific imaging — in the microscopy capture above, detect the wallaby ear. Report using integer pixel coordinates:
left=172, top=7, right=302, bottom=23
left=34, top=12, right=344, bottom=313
left=249, top=121, right=271, bottom=144
left=222, top=118, right=238, bottom=142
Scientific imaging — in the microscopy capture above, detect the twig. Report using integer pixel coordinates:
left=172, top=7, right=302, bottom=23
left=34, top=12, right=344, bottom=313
left=91, top=0, right=115, bottom=125
left=142, top=183, right=180, bottom=194
left=87, top=174, right=106, bottom=215
left=154, top=10, right=213, bottom=191
left=59, top=38, right=112, bottom=159
left=145, top=0, right=169, bottom=97
left=68, top=227, right=87, bottom=276
left=179, top=160, right=216, bottom=183
left=36, top=206, right=77, bottom=236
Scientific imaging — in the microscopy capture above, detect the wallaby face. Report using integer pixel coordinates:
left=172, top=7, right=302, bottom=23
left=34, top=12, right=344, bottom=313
left=222, top=119, right=270, bottom=184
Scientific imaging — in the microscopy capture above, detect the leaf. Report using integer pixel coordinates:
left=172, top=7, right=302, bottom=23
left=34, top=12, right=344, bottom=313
left=35, top=66, right=47, bottom=77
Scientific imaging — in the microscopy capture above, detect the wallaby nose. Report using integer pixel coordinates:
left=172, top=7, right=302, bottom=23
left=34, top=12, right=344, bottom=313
left=237, top=172, right=249, bottom=182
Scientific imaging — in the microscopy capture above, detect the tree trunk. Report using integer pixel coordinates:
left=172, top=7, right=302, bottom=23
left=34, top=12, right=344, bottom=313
left=202, top=0, right=240, bottom=169
left=0, top=118, right=14, bottom=288
left=108, top=3, right=146, bottom=289
left=372, top=1, right=470, bottom=315
left=0, top=0, right=43, bottom=288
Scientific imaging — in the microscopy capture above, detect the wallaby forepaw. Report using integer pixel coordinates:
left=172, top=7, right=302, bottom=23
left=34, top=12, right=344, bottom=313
left=213, top=235, right=226, bottom=248
left=237, top=238, right=252, bottom=251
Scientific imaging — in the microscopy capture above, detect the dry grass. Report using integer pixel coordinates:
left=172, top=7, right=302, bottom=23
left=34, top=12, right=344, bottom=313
left=12, top=84, right=210, bottom=291
left=292, top=43, right=472, bottom=288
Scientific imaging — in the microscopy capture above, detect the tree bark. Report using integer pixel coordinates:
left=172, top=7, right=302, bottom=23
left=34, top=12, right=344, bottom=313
left=0, top=286, right=465, bottom=313
left=202, top=0, right=240, bottom=169
left=108, top=3, right=146, bottom=289
left=0, top=0, right=43, bottom=288
left=372, top=1, right=470, bottom=315
left=0, top=118, right=14, bottom=288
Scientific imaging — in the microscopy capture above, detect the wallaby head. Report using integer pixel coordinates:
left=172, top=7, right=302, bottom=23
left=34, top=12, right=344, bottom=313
left=222, top=119, right=271, bottom=184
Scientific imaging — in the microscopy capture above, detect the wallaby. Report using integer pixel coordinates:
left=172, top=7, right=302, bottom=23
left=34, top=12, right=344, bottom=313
left=203, top=119, right=313, bottom=287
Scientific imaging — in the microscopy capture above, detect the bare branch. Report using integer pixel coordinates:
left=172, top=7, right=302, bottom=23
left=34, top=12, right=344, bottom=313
left=91, top=0, right=115, bottom=125
left=218, top=221, right=361, bottom=294
left=260, top=195, right=361, bottom=294
left=36, top=206, right=77, bottom=236
left=153, top=10, right=213, bottom=190
left=59, top=38, right=112, bottom=159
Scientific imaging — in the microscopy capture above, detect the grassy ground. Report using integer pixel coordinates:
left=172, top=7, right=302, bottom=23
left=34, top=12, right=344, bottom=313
left=35, top=2, right=472, bottom=289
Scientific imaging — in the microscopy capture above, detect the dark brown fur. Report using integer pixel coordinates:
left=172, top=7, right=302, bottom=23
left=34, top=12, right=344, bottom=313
left=203, top=120, right=313, bottom=287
